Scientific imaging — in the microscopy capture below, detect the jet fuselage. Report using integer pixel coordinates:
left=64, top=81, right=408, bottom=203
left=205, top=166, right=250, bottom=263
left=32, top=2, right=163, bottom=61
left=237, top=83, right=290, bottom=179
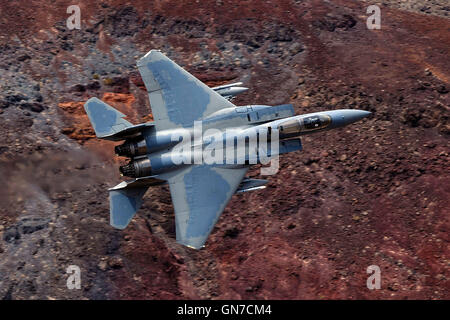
left=116, top=105, right=370, bottom=177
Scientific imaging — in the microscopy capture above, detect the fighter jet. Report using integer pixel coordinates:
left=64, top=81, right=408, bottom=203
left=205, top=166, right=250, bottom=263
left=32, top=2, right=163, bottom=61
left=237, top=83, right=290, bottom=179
left=84, top=50, right=370, bottom=249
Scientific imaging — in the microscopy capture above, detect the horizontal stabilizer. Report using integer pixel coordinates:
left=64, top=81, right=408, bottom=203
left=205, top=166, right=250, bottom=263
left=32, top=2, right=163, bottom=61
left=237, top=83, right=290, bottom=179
left=109, top=185, right=149, bottom=229
left=109, top=176, right=167, bottom=190
left=97, top=123, right=155, bottom=141
left=84, top=97, right=133, bottom=139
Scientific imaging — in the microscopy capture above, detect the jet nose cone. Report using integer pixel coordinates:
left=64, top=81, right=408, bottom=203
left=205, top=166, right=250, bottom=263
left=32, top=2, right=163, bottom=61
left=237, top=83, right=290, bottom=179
left=355, top=110, right=372, bottom=119
left=329, top=109, right=371, bottom=128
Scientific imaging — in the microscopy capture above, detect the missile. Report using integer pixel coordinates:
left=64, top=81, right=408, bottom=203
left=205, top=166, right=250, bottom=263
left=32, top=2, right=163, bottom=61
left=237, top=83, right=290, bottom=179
left=212, top=82, right=249, bottom=100
left=236, top=178, right=268, bottom=193
left=212, top=82, right=244, bottom=90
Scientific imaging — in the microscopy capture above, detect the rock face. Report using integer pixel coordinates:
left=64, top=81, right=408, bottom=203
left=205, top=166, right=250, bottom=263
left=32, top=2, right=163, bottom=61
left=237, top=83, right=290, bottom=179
left=0, top=0, right=449, bottom=300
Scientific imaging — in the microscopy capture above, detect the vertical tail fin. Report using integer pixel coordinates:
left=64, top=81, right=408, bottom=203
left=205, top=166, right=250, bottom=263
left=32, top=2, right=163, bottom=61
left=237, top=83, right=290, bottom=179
left=84, top=97, right=132, bottom=138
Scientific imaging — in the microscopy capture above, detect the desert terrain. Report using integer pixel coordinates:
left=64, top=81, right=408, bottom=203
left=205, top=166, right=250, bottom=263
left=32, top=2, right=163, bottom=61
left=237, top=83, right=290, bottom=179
left=0, top=0, right=448, bottom=299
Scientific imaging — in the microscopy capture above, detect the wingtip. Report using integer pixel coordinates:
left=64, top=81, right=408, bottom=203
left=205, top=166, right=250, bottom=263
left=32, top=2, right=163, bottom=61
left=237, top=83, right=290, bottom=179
left=110, top=221, right=128, bottom=230
left=137, top=49, right=164, bottom=66
left=84, top=97, right=100, bottom=108
left=177, top=240, right=206, bottom=250
left=185, top=245, right=202, bottom=250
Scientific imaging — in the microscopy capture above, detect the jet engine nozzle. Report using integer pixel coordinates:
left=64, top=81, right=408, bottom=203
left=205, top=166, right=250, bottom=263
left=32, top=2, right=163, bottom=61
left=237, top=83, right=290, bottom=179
left=119, top=158, right=152, bottom=178
left=115, top=139, right=148, bottom=157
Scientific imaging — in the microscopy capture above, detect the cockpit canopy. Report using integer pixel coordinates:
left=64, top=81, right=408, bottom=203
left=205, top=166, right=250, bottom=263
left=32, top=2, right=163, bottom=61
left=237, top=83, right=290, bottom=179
left=278, top=118, right=301, bottom=135
left=278, top=114, right=331, bottom=135
left=302, top=114, right=331, bottom=131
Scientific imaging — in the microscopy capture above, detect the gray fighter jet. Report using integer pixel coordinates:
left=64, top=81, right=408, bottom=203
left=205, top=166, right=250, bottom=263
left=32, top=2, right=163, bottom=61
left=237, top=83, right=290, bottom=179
left=84, top=50, right=370, bottom=249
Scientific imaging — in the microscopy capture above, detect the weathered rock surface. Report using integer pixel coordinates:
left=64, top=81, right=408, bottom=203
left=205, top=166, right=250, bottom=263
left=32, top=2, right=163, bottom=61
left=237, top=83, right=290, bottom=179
left=0, top=0, right=448, bottom=300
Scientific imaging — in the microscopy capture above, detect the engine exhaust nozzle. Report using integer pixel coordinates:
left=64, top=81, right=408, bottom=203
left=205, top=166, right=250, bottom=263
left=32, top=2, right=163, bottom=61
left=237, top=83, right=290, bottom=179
left=119, top=158, right=152, bottom=178
left=115, top=139, right=148, bottom=157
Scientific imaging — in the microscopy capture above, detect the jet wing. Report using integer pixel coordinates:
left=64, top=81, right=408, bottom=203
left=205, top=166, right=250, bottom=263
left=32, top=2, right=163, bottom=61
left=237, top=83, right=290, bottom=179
left=163, top=165, right=248, bottom=249
left=137, top=50, right=235, bottom=131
